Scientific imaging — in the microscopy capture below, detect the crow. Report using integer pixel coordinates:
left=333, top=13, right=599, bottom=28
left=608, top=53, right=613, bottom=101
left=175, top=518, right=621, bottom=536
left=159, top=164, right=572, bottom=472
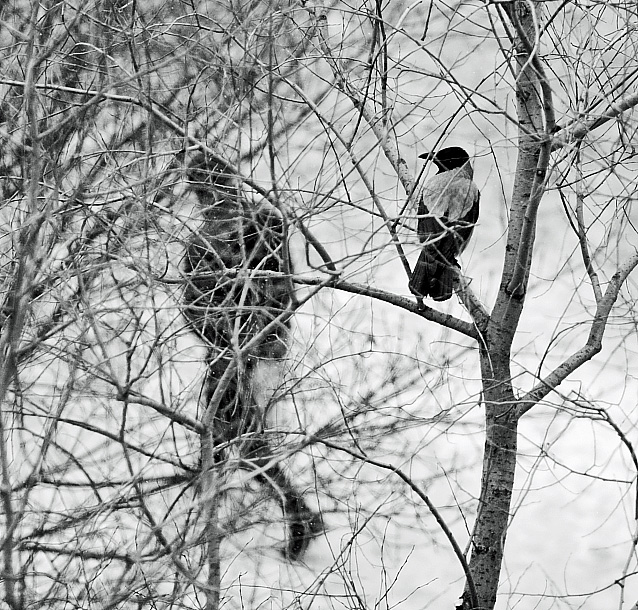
left=409, top=146, right=480, bottom=301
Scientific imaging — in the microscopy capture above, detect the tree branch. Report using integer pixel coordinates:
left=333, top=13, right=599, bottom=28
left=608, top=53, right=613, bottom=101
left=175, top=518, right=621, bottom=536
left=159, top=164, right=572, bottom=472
left=573, top=151, right=603, bottom=303
left=314, top=12, right=413, bottom=194
left=176, top=269, right=480, bottom=340
left=503, top=0, right=556, bottom=296
left=517, top=251, right=638, bottom=416
left=307, top=434, right=479, bottom=610
left=552, top=90, right=638, bottom=150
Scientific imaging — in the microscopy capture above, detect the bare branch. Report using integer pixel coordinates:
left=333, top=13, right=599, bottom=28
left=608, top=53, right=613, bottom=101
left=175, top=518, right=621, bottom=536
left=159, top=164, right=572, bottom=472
left=178, top=268, right=480, bottom=340
left=518, top=251, right=638, bottom=416
left=552, top=90, right=638, bottom=149
left=307, top=434, right=479, bottom=610
left=313, top=12, right=413, bottom=193
left=503, top=0, right=556, bottom=296
left=573, top=150, right=603, bottom=303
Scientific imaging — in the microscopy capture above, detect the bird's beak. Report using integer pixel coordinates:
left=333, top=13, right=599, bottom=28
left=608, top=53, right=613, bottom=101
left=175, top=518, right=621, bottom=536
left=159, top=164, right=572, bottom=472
left=418, top=151, right=434, bottom=161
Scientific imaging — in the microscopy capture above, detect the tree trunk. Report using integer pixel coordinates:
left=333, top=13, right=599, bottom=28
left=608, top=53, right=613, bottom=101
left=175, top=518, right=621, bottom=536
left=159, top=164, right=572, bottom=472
left=460, top=2, right=550, bottom=607
left=201, top=430, right=221, bottom=610
left=459, top=347, right=519, bottom=610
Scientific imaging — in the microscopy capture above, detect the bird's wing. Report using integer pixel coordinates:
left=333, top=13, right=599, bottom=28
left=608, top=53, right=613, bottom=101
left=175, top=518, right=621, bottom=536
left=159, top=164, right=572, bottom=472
left=420, top=169, right=478, bottom=221
left=455, top=188, right=479, bottom=255
left=416, top=170, right=480, bottom=261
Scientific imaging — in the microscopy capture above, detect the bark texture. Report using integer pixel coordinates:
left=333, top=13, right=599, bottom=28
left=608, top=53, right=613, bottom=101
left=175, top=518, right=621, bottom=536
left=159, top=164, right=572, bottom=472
left=459, top=2, right=550, bottom=608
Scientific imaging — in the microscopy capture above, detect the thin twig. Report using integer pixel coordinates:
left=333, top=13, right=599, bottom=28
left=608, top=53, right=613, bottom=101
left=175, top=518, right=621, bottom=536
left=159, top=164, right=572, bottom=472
left=573, top=148, right=603, bottom=303
left=518, top=251, right=638, bottom=415
left=306, top=434, right=479, bottom=610
left=503, top=0, right=556, bottom=296
left=552, top=90, right=638, bottom=150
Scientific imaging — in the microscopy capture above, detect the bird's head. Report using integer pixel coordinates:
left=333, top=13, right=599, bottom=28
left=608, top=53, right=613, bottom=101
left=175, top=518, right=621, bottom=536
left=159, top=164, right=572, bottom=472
left=419, top=147, right=470, bottom=173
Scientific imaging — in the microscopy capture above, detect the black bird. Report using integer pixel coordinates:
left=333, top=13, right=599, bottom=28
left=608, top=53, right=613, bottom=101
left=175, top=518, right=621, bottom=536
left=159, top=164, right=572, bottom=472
left=409, top=146, right=480, bottom=301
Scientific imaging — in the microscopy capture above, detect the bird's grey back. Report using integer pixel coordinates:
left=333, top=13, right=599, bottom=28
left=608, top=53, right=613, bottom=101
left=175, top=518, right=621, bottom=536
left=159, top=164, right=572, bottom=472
left=418, top=165, right=478, bottom=221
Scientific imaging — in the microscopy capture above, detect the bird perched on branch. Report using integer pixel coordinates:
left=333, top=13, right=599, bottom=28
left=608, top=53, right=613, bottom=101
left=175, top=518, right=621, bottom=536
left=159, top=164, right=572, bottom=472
left=409, top=146, right=480, bottom=301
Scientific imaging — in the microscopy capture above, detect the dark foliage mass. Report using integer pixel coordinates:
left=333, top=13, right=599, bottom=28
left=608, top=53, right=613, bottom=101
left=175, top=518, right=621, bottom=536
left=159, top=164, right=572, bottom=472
left=182, top=153, right=320, bottom=559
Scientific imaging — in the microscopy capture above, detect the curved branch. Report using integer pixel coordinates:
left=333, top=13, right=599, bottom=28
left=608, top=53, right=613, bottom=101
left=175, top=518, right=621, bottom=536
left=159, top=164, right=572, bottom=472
left=552, top=90, right=638, bottom=150
left=307, top=434, right=479, bottom=610
left=176, top=268, right=480, bottom=340
left=273, top=74, right=412, bottom=278
left=571, top=150, right=603, bottom=303
left=314, top=12, right=413, bottom=194
left=517, top=251, right=638, bottom=416
left=301, top=276, right=480, bottom=340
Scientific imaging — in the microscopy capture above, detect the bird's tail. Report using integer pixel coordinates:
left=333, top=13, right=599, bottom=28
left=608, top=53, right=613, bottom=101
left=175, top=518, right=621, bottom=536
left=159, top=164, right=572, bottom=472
left=409, top=249, right=458, bottom=301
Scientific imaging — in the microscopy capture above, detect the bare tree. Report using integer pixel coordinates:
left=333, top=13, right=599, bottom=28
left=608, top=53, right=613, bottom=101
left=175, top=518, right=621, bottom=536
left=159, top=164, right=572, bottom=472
left=2, top=1, right=638, bottom=609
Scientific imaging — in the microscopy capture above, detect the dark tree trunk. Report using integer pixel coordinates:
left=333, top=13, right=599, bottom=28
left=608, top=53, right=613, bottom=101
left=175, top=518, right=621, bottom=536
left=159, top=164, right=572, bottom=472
left=459, top=2, right=551, bottom=607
